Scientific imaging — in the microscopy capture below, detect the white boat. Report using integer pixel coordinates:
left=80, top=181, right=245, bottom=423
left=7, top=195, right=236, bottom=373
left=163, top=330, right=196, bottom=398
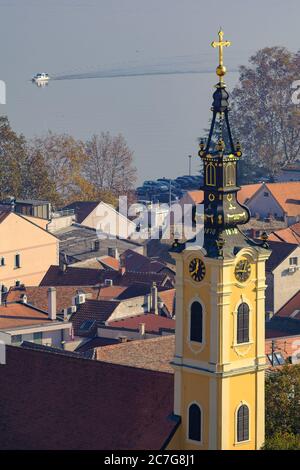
left=32, top=72, right=50, bottom=83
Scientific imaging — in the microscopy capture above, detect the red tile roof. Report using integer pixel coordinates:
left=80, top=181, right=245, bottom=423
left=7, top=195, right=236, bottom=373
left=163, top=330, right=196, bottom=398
left=275, top=290, right=300, bottom=319
left=265, top=335, right=300, bottom=361
left=108, top=313, right=175, bottom=334
left=159, top=289, right=175, bottom=315
left=184, top=190, right=204, bottom=204
left=98, top=256, right=119, bottom=270
left=0, top=303, right=52, bottom=330
left=183, top=184, right=262, bottom=207
left=269, top=222, right=300, bottom=244
left=7, top=285, right=102, bottom=312
left=265, top=182, right=300, bottom=217
left=98, top=285, right=127, bottom=299
left=237, top=183, right=262, bottom=205
left=96, top=335, right=175, bottom=373
left=0, top=345, right=176, bottom=449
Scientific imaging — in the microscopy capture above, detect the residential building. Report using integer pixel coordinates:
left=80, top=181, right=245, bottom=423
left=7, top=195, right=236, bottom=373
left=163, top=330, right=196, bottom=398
left=265, top=240, right=300, bottom=314
left=0, top=288, right=72, bottom=348
left=0, top=210, right=58, bottom=289
left=62, top=200, right=137, bottom=239
left=71, top=283, right=175, bottom=337
left=54, top=224, right=144, bottom=266
left=244, top=182, right=300, bottom=225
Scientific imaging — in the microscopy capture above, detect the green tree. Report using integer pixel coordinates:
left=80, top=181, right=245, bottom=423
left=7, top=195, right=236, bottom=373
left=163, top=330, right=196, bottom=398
left=265, top=365, right=300, bottom=437
left=262, top=432, right=300, bottom=450
left=231, top=47, right=300, bottom=179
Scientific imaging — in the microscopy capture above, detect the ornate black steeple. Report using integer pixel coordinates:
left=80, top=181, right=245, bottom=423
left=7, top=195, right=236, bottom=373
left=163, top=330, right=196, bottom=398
left=197, top=29, right=252, bottom=258
left=171, top=29, right=268, bottom=258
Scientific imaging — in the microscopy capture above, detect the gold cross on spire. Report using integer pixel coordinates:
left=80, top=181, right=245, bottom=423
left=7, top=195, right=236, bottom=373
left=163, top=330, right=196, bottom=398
left=211, top=28, right=231, bottom=84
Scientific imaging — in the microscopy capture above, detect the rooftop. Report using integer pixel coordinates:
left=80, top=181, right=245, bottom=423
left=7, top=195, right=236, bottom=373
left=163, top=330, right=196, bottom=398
left=7, top=285, right=102, bottom=313
left=61, top=201, right=99, bottom=223
left=0, top=303, right=53, bottom=330
left=40, top=265, right=174, bottom=288
left=96, top=335, right=175, bottom=373
left=269, top=221, right=300, bottom=244
left=264, top=182, right=300, bottom=217
left=121, top=249, right=175, bottom=275
left=55, top=224, right=142, bottom=263
left=275, top=289, right=300, bottom=320
left=108, top=312, right=175, bottom=334
left=72, top=299, right=120, bottom=335
left=0, top=345, right=176, bottom=449
left=265, top=240, right=298, bottom=272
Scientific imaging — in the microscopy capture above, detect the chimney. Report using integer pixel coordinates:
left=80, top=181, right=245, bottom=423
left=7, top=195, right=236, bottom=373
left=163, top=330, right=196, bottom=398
left=63, top=308, right=68, bottom=322
left=147, top=293, right=151, bottom=313
left=150, top=282, right=158, bottom=315
left=139, top=322, right=146, bottom=339
left=108, top=247, right=119, bottom=259
left=119, top=255, right=126, bottom=275
left=48, top=287, right=57, bottom=321
left=93, top=239, right=100, bottom=252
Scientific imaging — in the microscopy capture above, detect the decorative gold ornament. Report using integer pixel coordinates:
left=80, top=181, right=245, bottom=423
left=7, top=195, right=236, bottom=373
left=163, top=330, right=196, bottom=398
left=211, top=29, right=231, bottom=84
left=216, top=138, right=225, bottom=152
left=208, top=193, right=215, bottom=202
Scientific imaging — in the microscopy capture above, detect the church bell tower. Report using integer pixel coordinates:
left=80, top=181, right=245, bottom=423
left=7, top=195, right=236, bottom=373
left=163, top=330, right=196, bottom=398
left=167, top=30, right=270, bottom=450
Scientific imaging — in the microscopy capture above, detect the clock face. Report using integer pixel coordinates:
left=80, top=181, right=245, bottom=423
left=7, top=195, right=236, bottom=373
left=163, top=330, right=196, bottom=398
left=235, top=259, right=251, bottom=283
left=189, top=258, right=206, bottom=282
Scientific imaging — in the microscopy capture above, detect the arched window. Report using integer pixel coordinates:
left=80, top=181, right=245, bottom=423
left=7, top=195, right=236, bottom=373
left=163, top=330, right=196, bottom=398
left=237, top=404, right=249, bottom=442
left=206, top=163, right=216, bottom=186
left=190, top=301, right=203, bottom=343
left=188, top=403, right=201, bottom=442
left=225, top=162, right=235, bottom=186
left=237, top=303, right=249, bottom=344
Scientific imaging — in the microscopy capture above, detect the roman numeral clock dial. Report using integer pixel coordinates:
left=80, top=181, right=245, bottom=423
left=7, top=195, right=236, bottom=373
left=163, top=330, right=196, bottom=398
left=189, top=258, right=206, bottom=282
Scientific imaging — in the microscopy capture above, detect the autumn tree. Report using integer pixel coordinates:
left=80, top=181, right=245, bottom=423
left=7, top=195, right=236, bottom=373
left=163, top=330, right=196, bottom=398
left=0, top=116, right=28, bottom=199
left=30, top=132, right=87, bottom=206
left=84, top=132, right=137, bottom=197
left=22, top=149, right=58, bottom=202
left=230, top=47, right=300, bottom=179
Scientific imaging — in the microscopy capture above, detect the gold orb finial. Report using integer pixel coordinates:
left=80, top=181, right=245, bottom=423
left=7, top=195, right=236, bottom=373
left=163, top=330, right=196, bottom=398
left=211, top=28, right=231, bottom=84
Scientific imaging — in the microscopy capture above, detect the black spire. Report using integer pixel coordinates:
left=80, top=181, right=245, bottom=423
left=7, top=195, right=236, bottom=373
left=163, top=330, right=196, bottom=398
left=171, top=29, right=267, bottom=258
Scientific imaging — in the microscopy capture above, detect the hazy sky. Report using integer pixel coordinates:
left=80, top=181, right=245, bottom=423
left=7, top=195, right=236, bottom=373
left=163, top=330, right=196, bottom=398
left=0, top=0, right=299, bottom=183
